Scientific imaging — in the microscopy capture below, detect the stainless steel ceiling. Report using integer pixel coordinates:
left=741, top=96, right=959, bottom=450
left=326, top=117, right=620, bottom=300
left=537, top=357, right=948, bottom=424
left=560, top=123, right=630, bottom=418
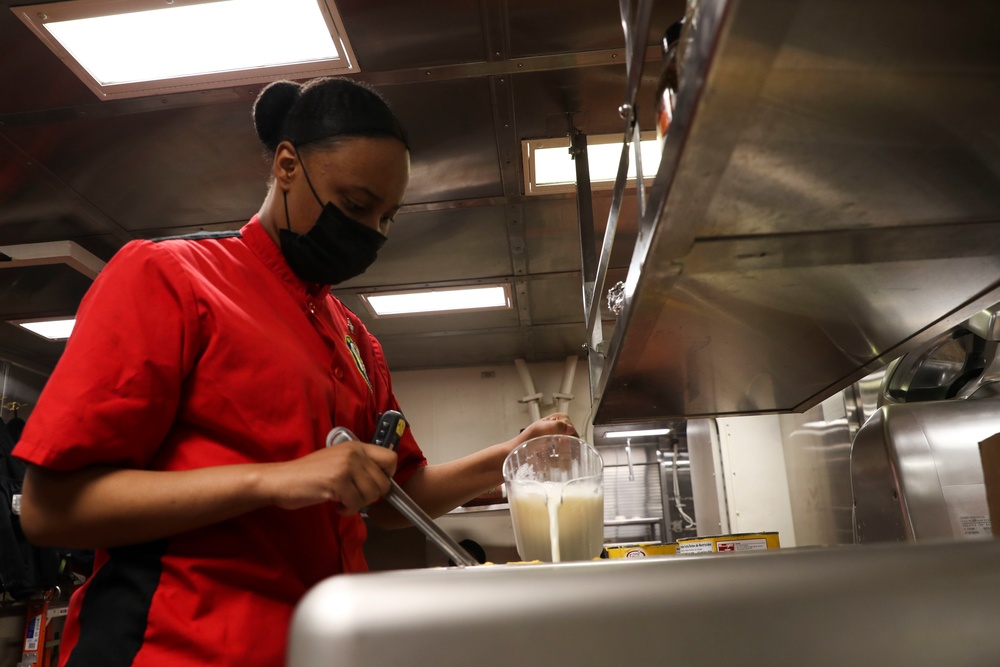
left=0, top=0, right=685, bottom=379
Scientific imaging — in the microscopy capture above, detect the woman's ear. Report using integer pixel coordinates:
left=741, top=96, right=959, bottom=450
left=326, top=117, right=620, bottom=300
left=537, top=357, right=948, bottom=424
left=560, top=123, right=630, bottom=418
left=272, top=141, right=298, bottom=188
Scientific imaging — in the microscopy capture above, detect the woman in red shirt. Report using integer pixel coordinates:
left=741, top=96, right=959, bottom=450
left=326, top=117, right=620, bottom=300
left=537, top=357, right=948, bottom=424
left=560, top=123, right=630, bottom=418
left=14, top=76, right=575, bottom=667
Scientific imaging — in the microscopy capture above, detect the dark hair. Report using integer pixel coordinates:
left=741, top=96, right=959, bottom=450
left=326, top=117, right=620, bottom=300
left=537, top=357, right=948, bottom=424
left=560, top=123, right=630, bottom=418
left=252, top=77, right=409, bottom=154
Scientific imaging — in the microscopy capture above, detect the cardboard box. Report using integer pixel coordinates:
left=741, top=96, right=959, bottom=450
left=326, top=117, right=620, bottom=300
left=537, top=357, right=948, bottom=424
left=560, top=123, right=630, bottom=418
left=605, top=543, right=677, bottom=558
left=979, top=433, right=1000, bottom=537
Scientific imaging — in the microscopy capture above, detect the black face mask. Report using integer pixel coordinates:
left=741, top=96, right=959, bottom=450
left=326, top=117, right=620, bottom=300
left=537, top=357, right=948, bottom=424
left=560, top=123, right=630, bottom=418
left=278, top=152, right=387, bottom=286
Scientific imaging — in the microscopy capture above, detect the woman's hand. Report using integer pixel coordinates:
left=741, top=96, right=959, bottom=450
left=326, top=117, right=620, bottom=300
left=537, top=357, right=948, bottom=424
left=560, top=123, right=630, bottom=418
left=20, top=441, right=398, bottom=549
left=264, top=442, right=398, bottom=514
left=371, top=413, right=581, bottom=528
left=517, top=412, right=578, bottom=445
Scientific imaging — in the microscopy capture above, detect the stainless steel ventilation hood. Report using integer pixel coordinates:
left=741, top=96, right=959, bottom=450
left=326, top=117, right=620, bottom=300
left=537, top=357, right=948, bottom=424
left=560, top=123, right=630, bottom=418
left=591, top=0, right=1000, bottom=425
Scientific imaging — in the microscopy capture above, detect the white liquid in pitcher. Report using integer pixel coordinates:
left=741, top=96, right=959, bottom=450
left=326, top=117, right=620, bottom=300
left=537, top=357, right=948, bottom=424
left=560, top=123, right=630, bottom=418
left=508, top=481, right=604, bottom=562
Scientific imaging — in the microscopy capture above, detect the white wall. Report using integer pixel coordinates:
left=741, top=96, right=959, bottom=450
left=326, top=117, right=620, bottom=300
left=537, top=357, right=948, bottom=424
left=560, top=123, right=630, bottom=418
left=716, top=414, right=798, bottom=547
left=390, top=358, right=592, bottom=465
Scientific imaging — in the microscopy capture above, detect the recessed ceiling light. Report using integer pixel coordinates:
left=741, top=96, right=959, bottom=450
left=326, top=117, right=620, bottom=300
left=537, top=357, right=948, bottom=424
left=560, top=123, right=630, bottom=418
left=604, top=428, right=672, bottom=439
left=522, top=132, right=662, bottom=195
left=12, top=0, right=358, bottom=100
left=361, top=285, right=512, bottom=317
left=11, top=318, right=77, bottom=341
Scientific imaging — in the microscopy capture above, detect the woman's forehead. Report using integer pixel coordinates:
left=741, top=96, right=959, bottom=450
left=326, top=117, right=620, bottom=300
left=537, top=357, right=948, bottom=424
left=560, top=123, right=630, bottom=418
left=310, top=137, right=409, bottom=201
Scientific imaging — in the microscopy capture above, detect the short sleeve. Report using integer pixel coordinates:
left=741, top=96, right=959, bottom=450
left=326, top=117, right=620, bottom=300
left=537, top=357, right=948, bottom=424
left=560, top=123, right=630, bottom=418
left=13, top=241, right=201, bottom=471
left=363, top=331, right=427, bottom=486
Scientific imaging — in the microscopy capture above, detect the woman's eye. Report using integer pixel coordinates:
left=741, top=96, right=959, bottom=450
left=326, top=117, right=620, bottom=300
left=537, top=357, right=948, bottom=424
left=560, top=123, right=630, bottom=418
left=344, top=200, right=365, bottom=213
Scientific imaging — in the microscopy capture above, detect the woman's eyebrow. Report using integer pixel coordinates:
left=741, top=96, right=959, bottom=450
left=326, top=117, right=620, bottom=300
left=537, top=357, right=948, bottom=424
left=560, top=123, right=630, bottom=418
left=344, top=184, right=404, bottom=211
left=343, top=184, right=383, bottom=203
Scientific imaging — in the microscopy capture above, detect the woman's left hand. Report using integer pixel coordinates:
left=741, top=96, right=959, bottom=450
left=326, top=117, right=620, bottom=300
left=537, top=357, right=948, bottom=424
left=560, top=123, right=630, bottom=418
left=518, top=413, right=578, bottom=444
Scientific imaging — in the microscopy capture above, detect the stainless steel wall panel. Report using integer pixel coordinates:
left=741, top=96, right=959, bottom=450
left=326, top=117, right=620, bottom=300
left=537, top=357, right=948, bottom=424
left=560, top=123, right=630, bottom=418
left=340, top=205, right=512, bottom=289
left=336, top=0, right=488, bottom=71
left=527, top=274, right=592, bottom=326
left=511, top=66, right=658, bottom=139
left=381, top=79, right=505, bottom=204
left=1, top=105, right=268, bottom=232
left=521, top=199, right=583, bottom=275
left=779, top=400, right=855, bottom=547
left=521, top=195, right=639, bottom=276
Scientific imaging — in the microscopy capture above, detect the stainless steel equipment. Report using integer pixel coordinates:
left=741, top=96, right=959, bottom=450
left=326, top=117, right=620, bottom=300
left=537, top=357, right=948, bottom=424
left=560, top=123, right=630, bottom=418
left=589, top=0, right=1000, bottom=424
left=288, top=539, right=1000, bottom=667
left=852, top=396, right=998, bottom=543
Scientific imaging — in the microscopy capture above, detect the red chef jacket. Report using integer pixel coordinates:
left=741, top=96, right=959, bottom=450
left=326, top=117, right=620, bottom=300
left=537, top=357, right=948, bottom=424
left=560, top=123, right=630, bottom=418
left=14, top=217, right=426, bottom=667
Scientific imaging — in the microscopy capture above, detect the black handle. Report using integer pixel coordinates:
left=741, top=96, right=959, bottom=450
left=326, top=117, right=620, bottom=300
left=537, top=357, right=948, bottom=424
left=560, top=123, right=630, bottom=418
left=373, top=410, right=406, bottom=451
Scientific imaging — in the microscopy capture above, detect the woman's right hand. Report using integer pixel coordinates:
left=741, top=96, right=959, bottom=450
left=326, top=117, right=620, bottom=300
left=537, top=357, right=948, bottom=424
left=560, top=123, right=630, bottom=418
left=19, top=441, right=398, bottom=550
left=264, top=442, right=398, bottom=514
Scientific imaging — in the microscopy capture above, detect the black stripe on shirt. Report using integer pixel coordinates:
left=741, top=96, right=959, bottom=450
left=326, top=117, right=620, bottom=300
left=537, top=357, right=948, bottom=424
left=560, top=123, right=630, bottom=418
left=151, top=230, right=241, bottom=243
left=66, top=540, right=169, bottom=667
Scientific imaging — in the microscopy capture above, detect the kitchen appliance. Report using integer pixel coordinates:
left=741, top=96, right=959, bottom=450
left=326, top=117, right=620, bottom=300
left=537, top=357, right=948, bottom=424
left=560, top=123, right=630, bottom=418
left=851, top=309, right=1000, bottom=543
left=851, top=396, right=997, bottom=543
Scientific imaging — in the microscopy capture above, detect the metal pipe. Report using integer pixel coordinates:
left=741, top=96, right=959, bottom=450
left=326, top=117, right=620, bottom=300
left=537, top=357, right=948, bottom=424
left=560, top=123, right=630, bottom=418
left=514, top=358, right=542, bottom=422
left=554, top=355, right=578, bottom=413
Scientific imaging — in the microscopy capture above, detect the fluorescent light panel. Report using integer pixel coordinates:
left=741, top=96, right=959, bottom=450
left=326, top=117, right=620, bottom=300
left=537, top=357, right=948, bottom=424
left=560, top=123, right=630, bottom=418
left=13, top=318, right=77, bottom=341
left=523, top=133, right=662, bottom=195
left=363, top=285, right=511, bottom=317
left=13, top=0, right=358, bottom=99
left=604, top=428, right=672, bottom=439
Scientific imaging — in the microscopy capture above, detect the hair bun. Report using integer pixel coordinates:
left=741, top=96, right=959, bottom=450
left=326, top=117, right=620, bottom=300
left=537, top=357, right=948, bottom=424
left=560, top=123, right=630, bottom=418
left=252, top=80, right=301, bottom=152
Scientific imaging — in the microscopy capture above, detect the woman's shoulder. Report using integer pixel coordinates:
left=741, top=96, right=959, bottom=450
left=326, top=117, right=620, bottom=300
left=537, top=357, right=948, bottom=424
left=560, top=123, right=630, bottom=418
left=148, top=229, right=245, bottom=263
left=104, top=230, right=250, bottom=285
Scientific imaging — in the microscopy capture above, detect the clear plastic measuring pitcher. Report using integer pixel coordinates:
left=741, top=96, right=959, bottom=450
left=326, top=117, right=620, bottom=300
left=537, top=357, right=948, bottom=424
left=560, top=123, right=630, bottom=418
left=502, top=435, right=604, bottom=562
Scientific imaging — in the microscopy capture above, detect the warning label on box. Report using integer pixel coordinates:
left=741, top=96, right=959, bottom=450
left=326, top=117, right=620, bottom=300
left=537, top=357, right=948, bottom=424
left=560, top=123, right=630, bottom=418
left=677, top=541, right=714, bottom=554
left=959, top=515, right=992, bottom=537
left=717, top=538, right=768, bottom=552
left=942, top=484, right=992, bottom=538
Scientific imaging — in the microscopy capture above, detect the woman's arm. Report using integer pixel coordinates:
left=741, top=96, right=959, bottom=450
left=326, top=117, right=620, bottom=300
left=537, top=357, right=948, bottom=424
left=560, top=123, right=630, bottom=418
left=20, top=442, right=398, bottom=549
left=368, top=413, right=576, bottom=528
